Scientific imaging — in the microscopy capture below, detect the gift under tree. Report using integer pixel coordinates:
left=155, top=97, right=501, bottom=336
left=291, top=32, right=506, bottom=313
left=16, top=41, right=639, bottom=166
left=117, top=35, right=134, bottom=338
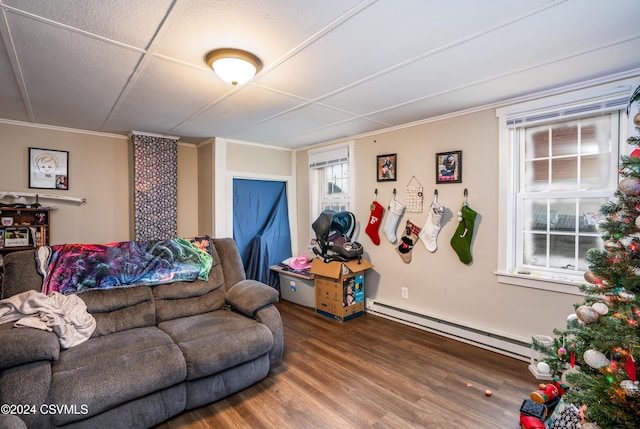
left=531, top=88, right=640, bottom=429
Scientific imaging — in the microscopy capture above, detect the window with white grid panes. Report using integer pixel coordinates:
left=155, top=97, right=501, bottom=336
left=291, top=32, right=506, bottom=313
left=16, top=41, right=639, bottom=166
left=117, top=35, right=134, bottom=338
left=515, top=113, right=620, bottom=280
left=320, top=161, right=350, bottom=212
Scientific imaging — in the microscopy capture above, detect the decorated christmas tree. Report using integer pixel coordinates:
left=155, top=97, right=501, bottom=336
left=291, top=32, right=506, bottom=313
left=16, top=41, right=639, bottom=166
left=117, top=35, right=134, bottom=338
left=532, top=87, right=640, bottom=429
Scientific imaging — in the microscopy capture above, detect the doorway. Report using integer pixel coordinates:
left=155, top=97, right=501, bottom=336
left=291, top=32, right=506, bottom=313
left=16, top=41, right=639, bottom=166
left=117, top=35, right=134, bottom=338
left=232, top=178, right=292, bottom=286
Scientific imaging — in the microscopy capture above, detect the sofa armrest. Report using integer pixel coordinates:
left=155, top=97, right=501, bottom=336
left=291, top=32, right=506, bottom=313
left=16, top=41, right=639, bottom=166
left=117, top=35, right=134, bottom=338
left=0, top=414, right=28, bottom=429
left=254, top=305, right=284, bottom=365
left=0, top=323, right=59, bottom=370
left=225, top=280, right=279, bottom=318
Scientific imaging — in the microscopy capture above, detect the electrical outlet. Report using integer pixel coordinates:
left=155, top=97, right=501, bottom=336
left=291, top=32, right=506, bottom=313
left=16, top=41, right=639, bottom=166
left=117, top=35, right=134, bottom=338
left=401, top=287, right=409, bottom=299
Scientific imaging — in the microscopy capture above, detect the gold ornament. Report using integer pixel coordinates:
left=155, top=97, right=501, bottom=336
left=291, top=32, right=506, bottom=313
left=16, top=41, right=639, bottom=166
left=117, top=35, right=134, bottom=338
left=604, top=240, right=622, bottom=251
left=576, top=305, right=599, bottom=323
left=591, top=302, right=609, bottom=315
left=619, top=177, right=640, bottom=195
left=567, top=313, right=582, bottom=328
left=618, top=290, right=636, bottom=302
left=620, top=379, right=640, bottom=397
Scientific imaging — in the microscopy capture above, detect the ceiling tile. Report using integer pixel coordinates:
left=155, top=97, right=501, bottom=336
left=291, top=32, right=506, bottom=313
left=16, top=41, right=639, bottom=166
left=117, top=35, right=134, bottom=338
left=4, top=0, right=172, bottom=47
left=172, top=84, right=306, bottom=139
left=105, top=56, right=227, bottom=134
left=153, top=0, right=364, bottom=69
left=368, top=37, right=640, bottom=127
left=0, top=46, right=28, bottom=121
left=272, top=117, right=392, bottom=148
left=227, top=102, right=361, bottom=143
left=319, top=2, right=640, bottom=117
left=7, top=13, right=143, bottom=130
left=255, top=0, right=555, bottom=99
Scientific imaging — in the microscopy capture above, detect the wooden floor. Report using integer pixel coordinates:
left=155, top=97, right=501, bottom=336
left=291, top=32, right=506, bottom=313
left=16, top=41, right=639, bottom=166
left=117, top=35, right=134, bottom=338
left=156, top=300, right=537, bottom=429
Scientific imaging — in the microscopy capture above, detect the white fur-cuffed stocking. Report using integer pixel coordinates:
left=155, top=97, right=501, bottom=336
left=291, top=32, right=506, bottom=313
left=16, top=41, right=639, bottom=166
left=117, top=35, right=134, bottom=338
left=419, top=202, right=445, bottom=252
left=383, top=196, right=405, bottom=244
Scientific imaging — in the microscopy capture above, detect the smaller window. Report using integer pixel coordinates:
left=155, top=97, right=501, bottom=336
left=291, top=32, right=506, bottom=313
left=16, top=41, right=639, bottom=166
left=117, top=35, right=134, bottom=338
left=308, top=143, right=352, bottom=226
left=321, top=161, right=349, bottom=212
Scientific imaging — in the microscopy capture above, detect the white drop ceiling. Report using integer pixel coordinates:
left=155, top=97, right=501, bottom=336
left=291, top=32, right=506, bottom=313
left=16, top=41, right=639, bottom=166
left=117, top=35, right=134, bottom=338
left=1, top=0, right=639, bottom=148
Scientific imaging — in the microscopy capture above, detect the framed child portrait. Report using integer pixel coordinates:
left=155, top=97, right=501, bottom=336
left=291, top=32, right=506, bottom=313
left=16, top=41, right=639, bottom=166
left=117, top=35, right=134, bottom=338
left=435, top=150, right=462, bottom=184
left=377, top=154, right=397, bottom=182
left=29, top=147, right=69, bottom=190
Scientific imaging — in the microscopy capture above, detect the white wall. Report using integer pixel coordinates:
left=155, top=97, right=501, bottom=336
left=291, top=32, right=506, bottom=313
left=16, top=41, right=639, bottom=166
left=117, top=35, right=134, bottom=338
left=196, top=138, right=297, bottom=246
left=297, top=109, right=578, bottom=344
left=0, top=122, right=200, bottom=244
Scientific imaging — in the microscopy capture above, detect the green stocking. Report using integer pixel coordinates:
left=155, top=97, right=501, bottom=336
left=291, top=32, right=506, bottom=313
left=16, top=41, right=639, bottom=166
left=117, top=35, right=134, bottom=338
left=450, top=205, right=477, bottom=264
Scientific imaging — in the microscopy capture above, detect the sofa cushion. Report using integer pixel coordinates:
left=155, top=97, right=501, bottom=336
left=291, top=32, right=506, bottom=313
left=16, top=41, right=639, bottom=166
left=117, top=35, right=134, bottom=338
left=158, top=311, right=273, bottom=380
left=212, top=238, right=247, bottom=287
left=80, top=286, right=156, bottom=337
left=153, top=245, right=226, bottom=322
left=50, top=326, right=186, bottom=426
left=66, top=384, right=187, bottom=429
left=184, top=355, right=270, bottom=410
left=155, top=287, right=226, bottom=322
left=1, top=250, right=41, bottom=299
left=0, top=323, right=59, bottom=369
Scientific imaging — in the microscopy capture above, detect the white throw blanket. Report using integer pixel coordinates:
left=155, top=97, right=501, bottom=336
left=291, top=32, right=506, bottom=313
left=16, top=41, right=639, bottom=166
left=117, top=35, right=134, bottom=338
left=0, top=290, right=96, bottom=349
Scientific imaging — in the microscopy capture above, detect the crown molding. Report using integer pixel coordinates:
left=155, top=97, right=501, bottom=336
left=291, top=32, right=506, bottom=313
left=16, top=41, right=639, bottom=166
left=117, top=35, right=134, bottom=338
left=0, top=118, right=128, bottom=139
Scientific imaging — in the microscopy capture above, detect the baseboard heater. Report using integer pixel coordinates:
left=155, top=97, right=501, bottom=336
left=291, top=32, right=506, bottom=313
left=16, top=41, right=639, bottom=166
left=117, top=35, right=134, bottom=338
left=366, top=300, right=532, bottom=362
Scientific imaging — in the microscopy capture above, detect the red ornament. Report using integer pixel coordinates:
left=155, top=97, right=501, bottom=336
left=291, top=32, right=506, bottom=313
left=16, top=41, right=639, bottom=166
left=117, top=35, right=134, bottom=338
left=631, top=148, right=640, bottom=157
left=627, top=356, right=637, bottom=382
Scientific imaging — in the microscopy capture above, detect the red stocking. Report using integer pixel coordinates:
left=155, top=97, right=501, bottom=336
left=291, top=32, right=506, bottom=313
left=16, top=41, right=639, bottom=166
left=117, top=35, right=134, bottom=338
left=365, top=201, right=384, bottom=245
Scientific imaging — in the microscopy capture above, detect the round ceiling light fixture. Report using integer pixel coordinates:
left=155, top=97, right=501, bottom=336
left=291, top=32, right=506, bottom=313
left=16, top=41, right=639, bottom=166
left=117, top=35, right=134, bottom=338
left=206, top=48, right=262, bottom=86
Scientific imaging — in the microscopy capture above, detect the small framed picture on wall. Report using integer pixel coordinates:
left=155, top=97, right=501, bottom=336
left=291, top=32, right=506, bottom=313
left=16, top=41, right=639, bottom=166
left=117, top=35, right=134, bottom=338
left=29, top=148, right=69, bottom=190
left=377, top=153, right=397, bottom=182
left=435, top=150, right=462, bottom=184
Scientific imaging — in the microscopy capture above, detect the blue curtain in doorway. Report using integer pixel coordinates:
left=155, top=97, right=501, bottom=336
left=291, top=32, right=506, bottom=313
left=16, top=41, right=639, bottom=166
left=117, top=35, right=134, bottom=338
left=233, top=179, right=292, bottom=288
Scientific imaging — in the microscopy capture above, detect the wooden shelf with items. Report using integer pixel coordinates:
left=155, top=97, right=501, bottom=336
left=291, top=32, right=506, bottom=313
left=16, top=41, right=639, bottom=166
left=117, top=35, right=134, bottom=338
left=0, top=207, right=52, bottom=257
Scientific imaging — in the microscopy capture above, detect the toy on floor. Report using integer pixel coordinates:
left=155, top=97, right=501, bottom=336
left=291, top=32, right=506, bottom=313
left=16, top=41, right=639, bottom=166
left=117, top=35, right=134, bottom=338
left=530, top=383, right=559, bottom=404
left=519, top=415, right=545, bottom=429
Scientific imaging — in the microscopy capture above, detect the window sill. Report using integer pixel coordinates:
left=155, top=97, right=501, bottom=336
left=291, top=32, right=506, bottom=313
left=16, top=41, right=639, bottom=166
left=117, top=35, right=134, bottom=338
left=495, top=271, right=584, bottom=296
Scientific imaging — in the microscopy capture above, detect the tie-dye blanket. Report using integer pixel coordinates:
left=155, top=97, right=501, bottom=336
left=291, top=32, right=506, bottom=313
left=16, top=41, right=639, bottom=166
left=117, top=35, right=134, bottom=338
left=38, top=238, right=213, bottom=295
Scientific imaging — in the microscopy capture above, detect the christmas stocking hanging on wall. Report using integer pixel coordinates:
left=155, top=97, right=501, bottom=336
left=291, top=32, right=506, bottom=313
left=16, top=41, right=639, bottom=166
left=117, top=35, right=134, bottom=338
left=450, top=191, right=477, bottom=264
left=397, top=220, right=421, bottom=264
left=419, top=191, right=445, bottom=252
left=383, top=193, right=405, bottom=244
left=366, top=200, right=384, bottom=245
